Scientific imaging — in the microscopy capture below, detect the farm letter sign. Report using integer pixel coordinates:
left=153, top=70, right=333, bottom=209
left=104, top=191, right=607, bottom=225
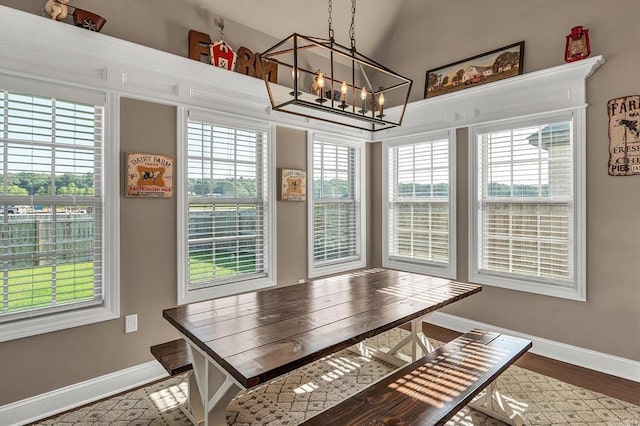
left=126, top=153, right=174, bottom=198
left=608, top=95, right=640, bottom=176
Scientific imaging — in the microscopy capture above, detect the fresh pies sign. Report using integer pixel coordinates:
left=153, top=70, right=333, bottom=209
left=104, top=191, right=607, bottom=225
left=608, top=95, right=640, bottom=176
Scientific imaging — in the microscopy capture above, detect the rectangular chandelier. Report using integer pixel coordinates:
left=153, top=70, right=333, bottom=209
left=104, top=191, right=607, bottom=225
left=259, top=33, right=412, bottom=132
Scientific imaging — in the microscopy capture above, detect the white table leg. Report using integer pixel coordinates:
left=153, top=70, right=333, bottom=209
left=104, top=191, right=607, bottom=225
left=182, top=337, right=244, bottom=426
left=348, top=313, right=435, bottom=366
left=409, top=316, right=434, bottom=360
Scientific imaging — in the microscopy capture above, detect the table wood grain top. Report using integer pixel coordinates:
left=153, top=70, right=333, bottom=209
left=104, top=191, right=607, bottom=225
left=163, top=269, right=481, bottom=388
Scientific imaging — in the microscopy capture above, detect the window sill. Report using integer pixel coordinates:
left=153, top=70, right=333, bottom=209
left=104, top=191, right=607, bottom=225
left=0, top=305, right=119, bottom=342
left=469, top=270, right=586, bottom=301
left=178, top=276, right=276, bottom=305
left=383, top=258, right=456, bottom=280
left=309, top=258, right=367, bottom=279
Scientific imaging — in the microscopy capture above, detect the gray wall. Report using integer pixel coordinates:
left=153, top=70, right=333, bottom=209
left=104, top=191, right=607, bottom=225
left=1, top=0, right=639, bottom=407
left=0, top=98, right=183, bottom=404
left=276, top=127, right=308, bottom=286
left=372, top=0, right=640, bottom=361
left=0, top=0, right=279, bottom=59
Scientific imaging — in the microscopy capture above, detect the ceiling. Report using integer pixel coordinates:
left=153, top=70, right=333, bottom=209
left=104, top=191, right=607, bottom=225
left=179, top=0, right=404, bottom=56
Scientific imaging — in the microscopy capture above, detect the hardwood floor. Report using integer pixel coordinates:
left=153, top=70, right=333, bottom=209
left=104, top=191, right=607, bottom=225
left=421, top=323, right=640, bottom=406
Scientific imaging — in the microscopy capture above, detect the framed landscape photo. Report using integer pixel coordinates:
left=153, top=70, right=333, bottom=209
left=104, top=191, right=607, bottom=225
left=424, top=41, right=524, bottom=99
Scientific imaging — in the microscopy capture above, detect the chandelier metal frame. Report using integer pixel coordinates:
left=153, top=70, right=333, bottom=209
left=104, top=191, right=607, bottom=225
left=258, top=0, right=412, bottom=132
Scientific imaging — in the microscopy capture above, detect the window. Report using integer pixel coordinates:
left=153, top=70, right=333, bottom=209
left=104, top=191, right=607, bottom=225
left=308, top=133, right=366, bottom=278
left=383, top=131, right=456, bottom=278
left=178, top=110, right=274, bottom=304
left=469, top=111, right=586, bottom=300
left=0, top=76, right=119, bottom=341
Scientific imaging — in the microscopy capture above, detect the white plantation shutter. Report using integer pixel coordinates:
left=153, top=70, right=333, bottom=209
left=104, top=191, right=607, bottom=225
left=310, top=136, right=364, bottom=275
left=0, top=86, right=105, bottom=322
left=389, top=139, right=449, bottom=262
left=186, top=116, right=268, bottom=289
left=474, top=117, right=575, bottom=287
left=384, top=131, right=455, bottom=277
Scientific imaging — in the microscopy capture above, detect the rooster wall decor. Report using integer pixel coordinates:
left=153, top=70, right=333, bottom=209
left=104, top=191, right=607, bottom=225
left=607, top=95, right=640, bottom=176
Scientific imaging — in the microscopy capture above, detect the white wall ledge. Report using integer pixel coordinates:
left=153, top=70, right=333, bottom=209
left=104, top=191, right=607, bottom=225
left=0, top=6, right=369, bottom=139
left=378, top=55, right=604, bottom=140
left=0, top=6, right=603, bottom=142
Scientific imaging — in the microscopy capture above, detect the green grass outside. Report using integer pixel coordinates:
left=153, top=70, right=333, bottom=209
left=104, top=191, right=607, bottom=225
left=189, top=253, right=257, bottom=283
left=4, top=261, right=95, bottom=312
left=3, top=253, right=258, bottom=314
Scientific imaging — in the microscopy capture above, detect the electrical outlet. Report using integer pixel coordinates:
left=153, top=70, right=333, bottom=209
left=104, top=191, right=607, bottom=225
left=125, top=314, right=138, bottom=333
left=298, top=278, right=306, bottom=284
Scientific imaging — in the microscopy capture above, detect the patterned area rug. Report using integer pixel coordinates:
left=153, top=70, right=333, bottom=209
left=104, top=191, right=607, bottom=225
left=36, top=329, right=639, bottom=426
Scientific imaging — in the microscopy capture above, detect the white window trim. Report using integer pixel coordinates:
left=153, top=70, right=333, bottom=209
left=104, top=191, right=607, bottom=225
left=0, top=92, right=120, bottom=342
left=382, top=130, right=457, bottom=279
left=468, top=109, right=586, bottom=301
left=176, top=107, right=276, bottom=305
left=307, top=131, right=367, bottom=278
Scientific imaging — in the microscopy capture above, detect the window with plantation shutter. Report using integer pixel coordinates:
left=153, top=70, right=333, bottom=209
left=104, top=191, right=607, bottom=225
left=178, top=111, right=274, bottom=303
left=0, top=77, right=119, bottom=341
left=383, top=131, right=456, bottom=278
left=470, top=112, right=586, bottom=300
left=308, top=134, right=365, bottom=278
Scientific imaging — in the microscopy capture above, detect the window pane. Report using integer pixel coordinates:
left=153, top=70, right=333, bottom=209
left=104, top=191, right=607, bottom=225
left=187, top=120, right=267, bottom=289
left=312, top=139, right=360, bottom=267
left=1, top=89, right=103, bottom=321
left=388, top=138, right=450, bottom=265
left=477, top=120, right=574, bottom=283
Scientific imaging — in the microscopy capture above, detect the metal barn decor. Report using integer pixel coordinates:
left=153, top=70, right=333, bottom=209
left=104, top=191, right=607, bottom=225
left=258, top=0, right=412, bottom=132
left=210, top=18, right=237, bottom=71
left=210, top=40, right=237, bottom=71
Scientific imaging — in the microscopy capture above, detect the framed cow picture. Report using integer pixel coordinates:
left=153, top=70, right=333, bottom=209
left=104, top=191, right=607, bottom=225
left=424, top=41, right=524, bottom=99
left=126, top=153, right=174, bottom=198
left=278, top=168, right=306, bottom=201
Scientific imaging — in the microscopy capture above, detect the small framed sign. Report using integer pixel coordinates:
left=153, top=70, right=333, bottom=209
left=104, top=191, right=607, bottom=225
left=126, top=153, right=174, bottom=198
left=278, top=168, right=306, bottom=201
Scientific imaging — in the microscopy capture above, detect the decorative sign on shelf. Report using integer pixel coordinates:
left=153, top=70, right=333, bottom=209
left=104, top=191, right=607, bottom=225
left=43, top=0, right=107, bottom=32
left=608, top=95, right=640, bottom=176
left=126, top=153, right=174, bottom=198
left=187, top=30, right=277, bottom=83
left=424, top=41, right=524, bottom=99
left=278, top=169, right=306, bottom=201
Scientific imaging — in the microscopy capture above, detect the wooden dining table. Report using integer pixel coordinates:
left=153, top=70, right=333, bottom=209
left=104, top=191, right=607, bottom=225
left=163, top=268, right=482, bottom=425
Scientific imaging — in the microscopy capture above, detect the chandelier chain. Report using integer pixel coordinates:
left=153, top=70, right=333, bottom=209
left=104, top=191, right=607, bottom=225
left=328, top=0, right=334, bottom=41
left=350, top=0, right=356, bottom=50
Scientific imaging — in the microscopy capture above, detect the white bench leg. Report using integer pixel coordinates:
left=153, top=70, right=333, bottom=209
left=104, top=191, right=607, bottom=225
left=468, top=381, right=525, bottom=426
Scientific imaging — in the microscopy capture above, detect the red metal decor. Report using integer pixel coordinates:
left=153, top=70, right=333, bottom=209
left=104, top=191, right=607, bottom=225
left=564, top=26, right=591, bottom=62
left=210, top=40, right=237, bottom=71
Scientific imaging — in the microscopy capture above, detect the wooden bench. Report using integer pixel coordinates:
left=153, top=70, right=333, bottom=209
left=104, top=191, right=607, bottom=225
left=302, top=329, right=532, bottom=426
left=150, top=338, right=193, bottom=375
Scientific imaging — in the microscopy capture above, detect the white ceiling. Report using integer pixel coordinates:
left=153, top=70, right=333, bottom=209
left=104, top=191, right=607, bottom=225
left=179, top=0, right=404, bottom=56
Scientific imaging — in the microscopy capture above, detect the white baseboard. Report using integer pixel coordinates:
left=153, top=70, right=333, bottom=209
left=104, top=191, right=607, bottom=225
left=0, top=361, right=168, bottom=426
left=2, top=318, right=638, bottom=426
left=426, top=311, right=640, bottom=383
